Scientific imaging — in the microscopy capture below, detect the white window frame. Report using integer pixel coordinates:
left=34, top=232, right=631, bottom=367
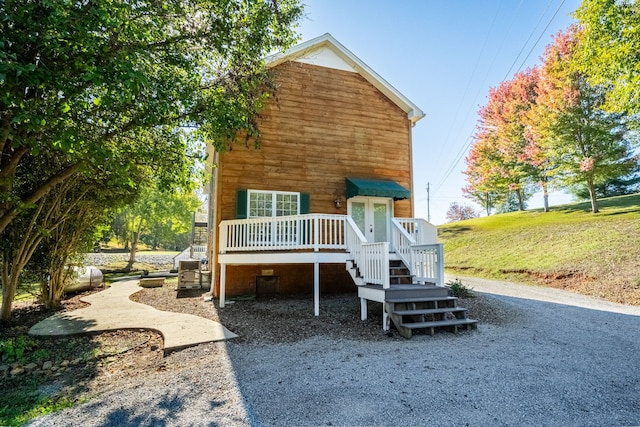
left=247, top=189, right=300, bottom=218
left=246, top=189, right=301, bottom=246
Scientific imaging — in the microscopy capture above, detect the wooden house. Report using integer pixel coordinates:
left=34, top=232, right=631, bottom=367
left=207, top=34, right=476, bottom=336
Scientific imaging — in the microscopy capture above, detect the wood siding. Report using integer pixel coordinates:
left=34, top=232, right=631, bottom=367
left=226, top=264, right=355, bottom=296
left=217, top=61, right=413, bottom=221
left=214, top=61, right=415, bottom=297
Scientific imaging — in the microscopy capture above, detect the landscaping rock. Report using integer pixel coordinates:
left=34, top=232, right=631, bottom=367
left=10, top=366, right=25, bottom=376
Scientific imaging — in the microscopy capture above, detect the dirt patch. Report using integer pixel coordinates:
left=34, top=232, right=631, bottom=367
left=448, top=265, right=640, bottom=306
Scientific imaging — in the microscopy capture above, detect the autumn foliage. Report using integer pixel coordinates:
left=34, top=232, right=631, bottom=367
left=464, top=23, right=638, bottom=215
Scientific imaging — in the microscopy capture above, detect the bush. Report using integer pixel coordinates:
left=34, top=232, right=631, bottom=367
left=446, top=278, right=474, bottom=298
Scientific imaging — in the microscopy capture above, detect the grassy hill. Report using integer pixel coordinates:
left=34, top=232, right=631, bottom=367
left=438, top=193, right=640, bottom=306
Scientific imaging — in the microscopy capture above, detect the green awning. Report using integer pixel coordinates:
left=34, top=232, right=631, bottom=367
left=345, top=177, right=411, bottom=200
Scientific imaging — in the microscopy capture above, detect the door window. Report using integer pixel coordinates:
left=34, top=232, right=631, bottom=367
left=348, top=197, right=392, bottom=242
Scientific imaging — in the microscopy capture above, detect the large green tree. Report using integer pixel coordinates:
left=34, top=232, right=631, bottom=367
left=0, top=0, right=302, bottom=235
left=0, top=0, right=303, bottom=322
left=112, top=181, right=202, bottom=269
left=573, top=0, right=640, bottom=115
left=530, top=26, right=638, bottom=213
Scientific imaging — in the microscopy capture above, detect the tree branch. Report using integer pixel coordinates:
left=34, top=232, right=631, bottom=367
left=0, top=163, right=81, bottom=235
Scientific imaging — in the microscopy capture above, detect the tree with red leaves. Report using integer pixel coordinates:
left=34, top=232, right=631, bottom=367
left=445, top=202, right=478, bottom=223
left=464, top=68, right=542, bottom=212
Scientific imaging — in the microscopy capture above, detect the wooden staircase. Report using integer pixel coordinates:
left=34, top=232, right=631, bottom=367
left=355, top=260, right=477, bottom=338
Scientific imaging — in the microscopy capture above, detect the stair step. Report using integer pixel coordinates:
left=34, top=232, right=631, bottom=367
left=386, top=296, right=458, bottom=304
left=400, top=318, right=478, bottom=329
left=392, top=307, right=467, bottom=316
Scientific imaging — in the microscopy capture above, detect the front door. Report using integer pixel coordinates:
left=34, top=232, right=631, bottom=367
left=348, top=197, right=392, bottom=242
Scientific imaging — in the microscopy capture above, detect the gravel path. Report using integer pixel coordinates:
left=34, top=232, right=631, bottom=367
left=28, top=278, right=640, bottom=426
left=83, top=252, right=178, bottom=268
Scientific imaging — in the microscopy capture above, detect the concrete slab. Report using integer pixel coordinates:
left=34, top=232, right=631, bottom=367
left=29, top=279, right=237, bottom=354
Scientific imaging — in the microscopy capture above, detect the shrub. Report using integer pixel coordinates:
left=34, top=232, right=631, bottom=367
left=446, top=278, right=474, bottom=298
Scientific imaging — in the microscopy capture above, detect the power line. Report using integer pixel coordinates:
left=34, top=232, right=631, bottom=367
left=432, top=0, right=505, bottom=170
left=432, top=0, right=569, bottom=197
left=501, top=0, right=555, bottom=81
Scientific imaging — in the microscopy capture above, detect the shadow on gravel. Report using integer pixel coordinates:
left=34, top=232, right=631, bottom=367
left=100, top=390, right=188, bottom=426
left=223, top=292, right=640, bottom=426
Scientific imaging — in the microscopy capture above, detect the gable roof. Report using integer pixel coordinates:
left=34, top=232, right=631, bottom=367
left=265, top=33, right=425, bottom=126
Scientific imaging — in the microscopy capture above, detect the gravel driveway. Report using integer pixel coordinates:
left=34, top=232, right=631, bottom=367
left=29, top=277, right=640, bottom=426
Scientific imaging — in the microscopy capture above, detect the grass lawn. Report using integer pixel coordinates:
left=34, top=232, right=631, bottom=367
left=439, top=193, right=640, bottom=305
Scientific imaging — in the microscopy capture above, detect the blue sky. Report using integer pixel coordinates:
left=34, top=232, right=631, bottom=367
left=296, top=0, right=581, bottom=224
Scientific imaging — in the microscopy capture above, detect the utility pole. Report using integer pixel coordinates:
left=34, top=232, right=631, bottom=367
left=426, top=182, right=431, bottom=222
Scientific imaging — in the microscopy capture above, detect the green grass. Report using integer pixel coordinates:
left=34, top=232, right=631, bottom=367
left=439, top=194, right=640, bottom=305
left=0, top=381, right=78, bottom=426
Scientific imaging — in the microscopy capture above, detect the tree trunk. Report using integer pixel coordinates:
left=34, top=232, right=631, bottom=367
left=587, top=176, right=599, bottom=213
left=517, top=190, right=525, bottom=211
left=0, top=164, right=79, bottom=235
left=126, top=219, right=144, bottom=270
left=542, top=181, right=550, bottom=213
left=0, top=260, right=18, bottom=323
left=485, top=192, right=491, bottom=216
left=1, top=278, right=18, bottom=323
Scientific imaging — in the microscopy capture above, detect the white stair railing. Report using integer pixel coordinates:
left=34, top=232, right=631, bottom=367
left=345, top=217, right=390, bottom=288
left=410, top=244, right=445, bottom=287
left=391, top=219, right=416, bottom=268
left=173, top=248, right=191, bottom=270
left=361, top=242, right=390, bottom=288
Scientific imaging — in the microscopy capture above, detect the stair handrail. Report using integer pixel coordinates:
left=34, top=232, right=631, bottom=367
left=345, top=216, right=366, bottom=267
left=345, top=217, right=390, bottom=288
left=391, top=218, right=416, bottom=270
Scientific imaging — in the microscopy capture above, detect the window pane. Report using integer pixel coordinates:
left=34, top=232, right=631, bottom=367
left=351, top=202, right=366, bottom=235
left=373, top=202, right=387, bottom=242
left=275, top=193, right=298, bottom=216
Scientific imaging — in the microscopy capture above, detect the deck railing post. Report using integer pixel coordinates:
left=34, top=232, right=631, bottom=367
left=436, top=243, right=444, bottom=287
left=382, top=242, right=390, bottom=289
left=313, top=214, right=320, bottom=252
left=219, top=223, right=228, bottom=254
left=219, top=263, right=226, bottom=308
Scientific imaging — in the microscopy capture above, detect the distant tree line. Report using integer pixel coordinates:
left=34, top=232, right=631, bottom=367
left=464, top=0, right=640, bottom=216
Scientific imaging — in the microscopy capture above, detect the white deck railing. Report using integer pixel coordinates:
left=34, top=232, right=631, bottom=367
left=219, top=214, right=346, bottom=253
left=395, top=217, right=438, bottom=246
left=219, top=213, right=441, bottom=288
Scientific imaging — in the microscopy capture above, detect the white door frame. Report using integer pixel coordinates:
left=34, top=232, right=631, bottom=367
left=347, top=196, right=393, bottom=242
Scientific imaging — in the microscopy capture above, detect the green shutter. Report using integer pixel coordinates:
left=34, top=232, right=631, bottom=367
left=300, top=193, right=310, bottom=214
left=236, top=189, right=248, bottom=219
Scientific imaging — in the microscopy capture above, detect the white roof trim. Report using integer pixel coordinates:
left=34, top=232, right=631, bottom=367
left=265, top=33, right=425, bottom=125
